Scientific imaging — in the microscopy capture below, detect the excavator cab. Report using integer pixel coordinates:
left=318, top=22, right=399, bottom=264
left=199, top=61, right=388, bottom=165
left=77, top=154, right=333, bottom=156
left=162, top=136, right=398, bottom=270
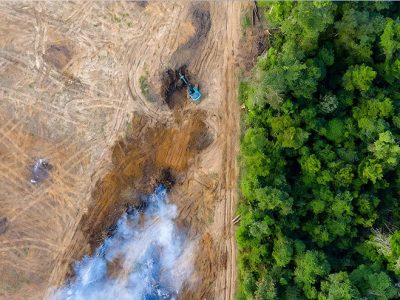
left=179, top=73, right=202, bottom=103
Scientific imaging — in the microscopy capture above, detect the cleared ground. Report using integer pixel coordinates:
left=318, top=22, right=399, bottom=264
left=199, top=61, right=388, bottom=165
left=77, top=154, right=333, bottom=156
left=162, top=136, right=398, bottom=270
left=0, top=1, right=243, bottom=299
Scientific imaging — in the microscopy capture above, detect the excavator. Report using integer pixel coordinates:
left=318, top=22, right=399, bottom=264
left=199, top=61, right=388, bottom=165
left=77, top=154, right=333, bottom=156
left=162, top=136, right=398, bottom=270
left=179, top=72, right=202, bottom=102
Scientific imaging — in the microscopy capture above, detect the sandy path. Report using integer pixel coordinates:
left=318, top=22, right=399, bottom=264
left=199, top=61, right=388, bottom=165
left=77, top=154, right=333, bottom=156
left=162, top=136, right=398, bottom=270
left=211, top=3, right=242, bottom=299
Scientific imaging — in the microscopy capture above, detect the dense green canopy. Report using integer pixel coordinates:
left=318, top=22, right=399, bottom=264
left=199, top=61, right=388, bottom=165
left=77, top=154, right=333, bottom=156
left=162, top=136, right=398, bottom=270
left=237, top=2, right=400, bottom=299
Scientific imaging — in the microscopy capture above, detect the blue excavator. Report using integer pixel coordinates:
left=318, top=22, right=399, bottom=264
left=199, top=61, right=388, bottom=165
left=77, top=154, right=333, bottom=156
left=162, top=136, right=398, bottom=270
left=179, top=72, right=202, bottom=102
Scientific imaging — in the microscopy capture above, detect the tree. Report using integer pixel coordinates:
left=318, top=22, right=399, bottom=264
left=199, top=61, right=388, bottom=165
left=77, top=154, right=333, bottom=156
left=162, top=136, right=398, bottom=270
left=360, top=159, right=384, bottom=184
left=324, top=118, right=346, bottom=144
left=390, top=231, right=400, bottom=258
left=278, top=127, right=310, bottom=149
left=343, top=64, right=377, bottom=92
left=281, top=2, right=336, bottom=52
left=354, top=194, right=379, bottom=228
left=272, top=234, right=293, bottom=267
left=380, top=18, right=400, bottom=61
left=387, top=231, right=400, bottom=275
left=300, top=154, right=321, bottom=174
left=319, top=93, right=338, bottom=114
left=352, top=97, right=392, bottom=141
left=335, top=8, right=384, bottom=62
left=334, top=165, right=354, bottom=187
left=319, top=272, right=360, bottom=300
left=350, top=264, right=398, bottom=299
left=370, top=131, right=400, bottom=168
left=294, top=250, right=331, bottom=299
left=255, top=274, right=277, bottom=300
left=255, top=186, right=293, bottom=215
left=318, top=47, right=335, bottom=67
left=330, top=191, right=353, bottom=217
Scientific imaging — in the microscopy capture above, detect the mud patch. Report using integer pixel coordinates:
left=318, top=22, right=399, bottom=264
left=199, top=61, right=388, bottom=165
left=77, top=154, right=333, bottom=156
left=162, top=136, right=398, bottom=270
left=0, top=216, right=8, bottom=235
left=161, top=67, right=185, bottom=109
left=170, top=2, right=211, bottom=68
left=166, top=88, right=187, bottom=110
left=135, top=0, right=148, bottom=8
left=161, top=65, right=200, bottom=110
left=189, top=126, right=214, bottom=151
left=43, top=44, right=72, bottom=70
left=185, top=3, right=212, bottom=50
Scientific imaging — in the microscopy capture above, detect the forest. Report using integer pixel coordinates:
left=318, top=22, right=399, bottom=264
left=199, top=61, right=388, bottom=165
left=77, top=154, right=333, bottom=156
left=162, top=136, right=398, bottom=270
left=237, top=1, right=400, bottom=299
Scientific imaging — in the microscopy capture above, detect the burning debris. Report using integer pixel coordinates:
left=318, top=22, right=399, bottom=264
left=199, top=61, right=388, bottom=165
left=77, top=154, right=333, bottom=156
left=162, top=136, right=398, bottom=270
left=30, top=158, right=52, bottom=184
left=158, top=169, right=176, bottom=191
left=52, top=185, right=194, bottom=300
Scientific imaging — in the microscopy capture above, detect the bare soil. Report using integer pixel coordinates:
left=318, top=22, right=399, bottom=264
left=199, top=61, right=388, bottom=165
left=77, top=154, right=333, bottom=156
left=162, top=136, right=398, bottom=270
left=0, top=1, right=246, bottom=299
left=238, top=3, right=270, bottom=73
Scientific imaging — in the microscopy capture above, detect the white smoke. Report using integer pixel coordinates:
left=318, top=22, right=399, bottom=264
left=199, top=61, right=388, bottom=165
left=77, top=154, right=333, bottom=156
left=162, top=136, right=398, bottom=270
left=52, top=185, right=194, bottom=300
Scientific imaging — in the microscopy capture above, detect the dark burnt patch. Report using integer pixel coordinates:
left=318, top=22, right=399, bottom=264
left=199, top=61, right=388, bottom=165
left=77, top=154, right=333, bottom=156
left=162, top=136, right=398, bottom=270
left=189, top=126, right=214, bottom=151
left=158, top=168, right=176, bottom=191
left=43, top=44, right=72, bottom=70
left=161, top=65, right=188, bottom=109
left=0, top=217, right=8, bottom=235
left=135, top=1, right=148, bottom=8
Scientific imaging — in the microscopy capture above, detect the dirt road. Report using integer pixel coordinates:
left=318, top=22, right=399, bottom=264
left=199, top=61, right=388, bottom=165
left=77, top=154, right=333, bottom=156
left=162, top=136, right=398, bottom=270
left=0, top=1, right=243, bottom=299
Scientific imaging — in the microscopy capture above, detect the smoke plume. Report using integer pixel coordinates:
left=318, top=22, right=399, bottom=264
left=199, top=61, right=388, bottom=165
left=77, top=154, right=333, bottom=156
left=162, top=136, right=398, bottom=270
left=52, top=185, right=194, bottom=300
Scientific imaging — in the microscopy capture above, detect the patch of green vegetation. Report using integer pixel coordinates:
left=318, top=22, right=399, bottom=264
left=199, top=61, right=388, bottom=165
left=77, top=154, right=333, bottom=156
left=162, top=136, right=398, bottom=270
left=111, top=12, right=131, bottom=28
left=237, top=1, right=400, bottom=299
left=123, top=120, right=133, bottom=142
left=112, top=14, right=122, bottom=23
left=139, top=71, right=156, bottom=103
left=242, top=14, right=251, bottom=34
left=208, top=214, right=214, bottom=225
